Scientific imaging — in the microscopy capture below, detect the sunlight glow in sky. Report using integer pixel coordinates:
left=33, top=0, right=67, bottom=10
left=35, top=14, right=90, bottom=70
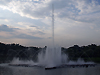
left=0, top=0, right=100, bottom=47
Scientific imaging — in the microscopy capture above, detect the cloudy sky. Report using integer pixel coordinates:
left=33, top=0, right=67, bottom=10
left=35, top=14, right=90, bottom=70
left=0, top=0, right=100, bottom=47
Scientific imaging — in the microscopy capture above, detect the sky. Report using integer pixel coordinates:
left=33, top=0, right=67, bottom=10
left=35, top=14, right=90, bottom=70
left=0, top=0, right=100, bottom=47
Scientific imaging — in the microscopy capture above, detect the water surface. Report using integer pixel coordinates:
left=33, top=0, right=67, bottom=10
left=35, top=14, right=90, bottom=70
left=0, top=64, right=100, bottom=75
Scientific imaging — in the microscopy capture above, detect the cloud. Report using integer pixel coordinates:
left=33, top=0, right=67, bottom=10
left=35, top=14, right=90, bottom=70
left=0, top=24, right=43, bottom=39
left=0, top=0, right=12, bottom=6
left=0, top=17, right=11, bottom=22
left=0, top=0, right=51, bottom=19
left=17, top=22, right=45, bottom=35
left=0, top=0, right=100, bottom=22
left=0, top=19, right=10, bottom=22
left=0, top=0, right=74, bottom=19
left=75, top=0, right=100, bottom=15
left=0, top=0, right=100, bottom=46
left=1, top=0, right=100, bottom=32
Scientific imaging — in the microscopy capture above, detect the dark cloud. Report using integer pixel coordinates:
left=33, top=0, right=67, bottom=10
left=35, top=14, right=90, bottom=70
left=30, top=25, right=40, bottom=29
left=0, top=24, right=43, bottom=39
left=37, top=31, right=45, bottom=35
left=14, top=34, right=42, bottom=39
left=30, top=25, right=45, bottom=35
left=0, top=24, right=17, bottom=32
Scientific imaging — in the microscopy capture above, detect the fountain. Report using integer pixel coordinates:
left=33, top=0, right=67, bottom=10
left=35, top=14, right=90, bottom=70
left=7, top=5, right=96, bottom=69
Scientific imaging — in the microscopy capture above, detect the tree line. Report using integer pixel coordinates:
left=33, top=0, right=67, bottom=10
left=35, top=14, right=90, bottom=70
left=0, top=42, right=42, bottom=63
left=62, top=44, right=100, bottom=63
left=0, top=42, right=100, bottom=63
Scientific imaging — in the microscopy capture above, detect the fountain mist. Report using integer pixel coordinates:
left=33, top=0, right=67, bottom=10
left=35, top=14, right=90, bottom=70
left=38, top=46, right=62, bottom=67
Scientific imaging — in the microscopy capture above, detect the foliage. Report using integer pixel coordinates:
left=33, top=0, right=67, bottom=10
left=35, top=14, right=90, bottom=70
left=0, top=42, right=100, bottom=63
left=0, top=42, right=41, bottom=63
left=62, top=44, right=100, bottom=63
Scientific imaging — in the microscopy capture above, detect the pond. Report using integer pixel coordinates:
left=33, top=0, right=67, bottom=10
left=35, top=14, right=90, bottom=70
left=0, top=64, right=100, bottom=75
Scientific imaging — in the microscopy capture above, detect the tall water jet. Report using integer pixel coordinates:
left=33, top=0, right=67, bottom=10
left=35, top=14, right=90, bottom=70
left=37, top=4, right=62, bottom=68
left=52, top=4, right=54, bottom=48
left=45, top=4, right=61, bottom=67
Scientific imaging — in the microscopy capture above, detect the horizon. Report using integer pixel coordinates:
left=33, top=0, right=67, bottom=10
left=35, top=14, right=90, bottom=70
left=0, top=41, right=98, bottom=49
left=0, top=0, right=100, bottom=47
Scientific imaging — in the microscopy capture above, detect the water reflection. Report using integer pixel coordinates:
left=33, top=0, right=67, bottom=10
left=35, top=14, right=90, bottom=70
left=0, top=66, right=13, bottom=75
left=45, top=69, right=62, bottom=75
left=0, top=65, right=100, bottom=75
left=0, top=66, right=45, bottom=75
